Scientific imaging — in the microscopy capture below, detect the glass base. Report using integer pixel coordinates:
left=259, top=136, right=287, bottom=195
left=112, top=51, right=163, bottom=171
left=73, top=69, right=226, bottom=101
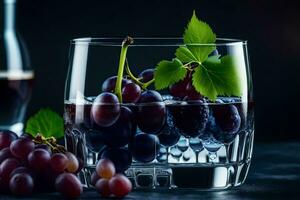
left=0, top=122, right=24, bottom=136
left=75, top=131, right=253, bottom=190
left=130, top=161, right=251, bottom=190
left=79, top=161, right=251, bottom=190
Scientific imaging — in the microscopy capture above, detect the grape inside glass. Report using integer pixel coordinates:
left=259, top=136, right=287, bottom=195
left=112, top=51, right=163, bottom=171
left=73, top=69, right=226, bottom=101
left=64, top=38, right=254, bottom=190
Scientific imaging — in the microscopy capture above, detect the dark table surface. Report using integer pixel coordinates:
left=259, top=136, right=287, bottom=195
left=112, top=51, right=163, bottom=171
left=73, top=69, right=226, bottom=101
left=1, top=142, right=300, bottom=200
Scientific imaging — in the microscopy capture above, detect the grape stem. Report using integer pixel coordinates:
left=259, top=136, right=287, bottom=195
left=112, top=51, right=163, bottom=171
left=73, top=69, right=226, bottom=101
left=115, top=36, right=134, bottom=102
left=183, top=61, right=200, bottom=71
left=33, top=134, right=66, bottom=153
left=125, top=59, right=154, bottom=90
left=143, top=79, right=155, bottom=88
left=125, top=59, right=144, bottom=87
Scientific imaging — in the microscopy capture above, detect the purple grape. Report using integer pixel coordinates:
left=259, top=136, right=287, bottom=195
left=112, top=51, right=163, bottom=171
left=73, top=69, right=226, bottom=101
left=169, top=75, right=190, bottom=99
left=137, top=90, right=166, bottom=134
left=139, top=69, right=154, bottom=83
left=0, top=158, right=20, bottom=183
left=169, top=71, right=201, bottom=100
left=214, top=101, right=241, bottom=133
left=109, top=174, right=132, bottom=198
left=96, top=159, right=116, bottom=179
left=96, top=178, right=112, bottom=197
left=169, top=98, right=209, bottom=138
left=209, top=102, right=241, bottom=143
left=91, top=171, right=100, bottom=186
left=101, top=147, right=132, bottom=172
left=102, top=76, right=131, bottom=93
left=65, top=152, right=80, bottom=173
left=27, top=149, right=51, bottom=171
left=55, top=173, right=83, bottom=199
left=138, top=90, right=163, bottom=102
left=51, top=153, right=68, bottom=173
left=35, top=144, right=52, bottom=154
left=158, top=119, right=181, bottom=147
left=9, top=173, right=34, bottom=196
left=130, top=133, right=160, bottom=163
left=0, top=130, right=18, bottom=150
left=184, top=85, right=203, bottom=100
left=20, top=134, right=34, bottom=140
left=91, top=92, right=120, bottom=127
left=0, top=147, right=14, bottom=163
left=10, top=167, right=35, bottom=179
left=97, top=106, right=136, bottom=148
left=122, top=82, right=141, bottom=103
left=220, top=97, right=246, bottom=131
left=10, top=138, right=35, bottom=159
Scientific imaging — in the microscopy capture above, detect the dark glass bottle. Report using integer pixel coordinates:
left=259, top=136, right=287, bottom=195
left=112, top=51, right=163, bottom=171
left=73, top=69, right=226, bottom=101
left=0, top=0, right=33, bottom=135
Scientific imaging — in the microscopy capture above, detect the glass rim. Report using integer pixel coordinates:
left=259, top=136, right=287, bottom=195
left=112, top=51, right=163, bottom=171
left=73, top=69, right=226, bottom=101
left=65, top=98, right=248, bottom=106
left=70, top=37, right=247, bottom=46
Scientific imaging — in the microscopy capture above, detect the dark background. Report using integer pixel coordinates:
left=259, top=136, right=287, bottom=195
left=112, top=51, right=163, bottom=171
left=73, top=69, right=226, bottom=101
left=15, top=0, right=298, bottom=141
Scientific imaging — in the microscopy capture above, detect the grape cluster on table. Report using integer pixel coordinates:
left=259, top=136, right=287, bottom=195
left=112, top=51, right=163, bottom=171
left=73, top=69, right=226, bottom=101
left=0, top=130, right=83, bottom=198
left=0, top=129, right=133, bottom=198
left=92, top=159, right=132, bottom=198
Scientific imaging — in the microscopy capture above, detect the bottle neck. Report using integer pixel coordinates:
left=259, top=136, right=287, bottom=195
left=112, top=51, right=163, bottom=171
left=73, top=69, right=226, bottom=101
left=2, top=0, right=17, bottom=31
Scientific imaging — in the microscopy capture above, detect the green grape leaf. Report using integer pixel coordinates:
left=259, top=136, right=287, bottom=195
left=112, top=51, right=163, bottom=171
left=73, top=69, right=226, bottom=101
left=154, top=58, right=187, bottom=90
left=25, top=108, right=64, bottom=138
left=175, top=46, right=198, bottom=63
left=183, top=11, right=216, bottom=63
left=192, top=55, right=242, bottom=101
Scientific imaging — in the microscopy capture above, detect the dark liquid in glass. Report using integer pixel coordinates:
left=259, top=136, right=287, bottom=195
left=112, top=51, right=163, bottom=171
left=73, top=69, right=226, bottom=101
left=0, top=73, right=33, bottom=126
left=64, top=97, right=254, bottom=163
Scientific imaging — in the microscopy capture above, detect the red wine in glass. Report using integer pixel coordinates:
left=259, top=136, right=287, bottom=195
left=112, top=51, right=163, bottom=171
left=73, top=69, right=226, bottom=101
left=0, top=72, right=33, bottom=132
left=0, top=0, right=34, bottom=134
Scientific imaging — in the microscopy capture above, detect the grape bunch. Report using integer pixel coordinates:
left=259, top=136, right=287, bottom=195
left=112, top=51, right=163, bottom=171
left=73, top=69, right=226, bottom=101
left=91, top=76, right=141, bottom=130
left=88, top=69, right=163, bottom=165
left=0, top=130, right=82, bottom=198
left=91, top=159, right=132, bottom=198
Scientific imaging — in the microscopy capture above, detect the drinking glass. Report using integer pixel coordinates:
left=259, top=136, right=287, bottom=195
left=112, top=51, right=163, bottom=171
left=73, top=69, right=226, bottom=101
left=64, top=38, right=254, bottom=189
left=0, top=0, right=34, bottom=135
